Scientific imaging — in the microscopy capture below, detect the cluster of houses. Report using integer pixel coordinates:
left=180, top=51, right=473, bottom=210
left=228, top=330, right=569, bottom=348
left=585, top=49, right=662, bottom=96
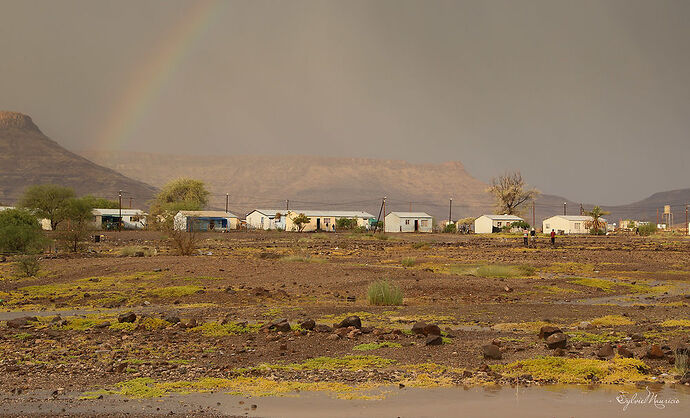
left=5, top=204, right=669, bottom=235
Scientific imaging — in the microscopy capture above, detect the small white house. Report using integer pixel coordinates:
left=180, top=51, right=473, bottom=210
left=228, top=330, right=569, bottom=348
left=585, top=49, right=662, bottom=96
left=284, top=210, right=376, bottom=232
left=246, top=209, right=287, bottom=230
left=542, top=215, right=607, bottom=234
left=473, top=214, right=525, bottom=234
left=384, top=212, right=433, bottom=233
left=92, top=208, right=147, bottom=230
left=173, top=211, right=239, bottom=232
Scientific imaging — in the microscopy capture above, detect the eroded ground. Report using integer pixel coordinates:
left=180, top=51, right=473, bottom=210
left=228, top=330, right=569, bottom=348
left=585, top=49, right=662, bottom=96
left=1, top=231, right=689, bottom=415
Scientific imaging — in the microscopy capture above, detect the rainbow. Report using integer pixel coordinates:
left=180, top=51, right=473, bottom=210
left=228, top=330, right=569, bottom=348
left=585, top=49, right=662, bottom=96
left=97, top=0, right=224, bottom=150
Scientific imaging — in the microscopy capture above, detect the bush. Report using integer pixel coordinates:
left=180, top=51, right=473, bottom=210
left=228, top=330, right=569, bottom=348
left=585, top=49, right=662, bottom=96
left=336, top=218, right=358, bottom=230
left=367, top=279, right=403, bottom=306
left=675, top=348, right=689, bottom=375
left=442, top=223, right=457, bottom=233
left=0, top=208, right=46, bottom=254
left=401, top=257, right=416, bottom=267
left=15, top=255, right=40, bottom=277
left=510, top=221, right=531, bottom=230
left=590, top=228, right=606, bottom=235
left=637, top=223, right=657, bottom=236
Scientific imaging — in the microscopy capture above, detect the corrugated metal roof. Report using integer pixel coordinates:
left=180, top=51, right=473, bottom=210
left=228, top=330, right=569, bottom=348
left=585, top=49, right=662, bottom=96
left=387, top=212, right=433, bottom=218
left=479, top=214, right=524, bottom=221
left=247, top=209, right=285, bottom=218
left=545, top=215, right=607, bottom=222
left=177, top=210, right=238, bottom=218
left=92, top=208, right=146, bottom=216
left=288, top=210, right=375, bottom=218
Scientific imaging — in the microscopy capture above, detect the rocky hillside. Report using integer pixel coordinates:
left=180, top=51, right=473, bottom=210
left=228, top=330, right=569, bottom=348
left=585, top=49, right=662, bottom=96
left=0, top=111, right=156, bottom=206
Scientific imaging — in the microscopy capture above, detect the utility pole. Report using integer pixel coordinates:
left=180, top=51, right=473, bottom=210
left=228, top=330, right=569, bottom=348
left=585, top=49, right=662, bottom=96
left=129, top=197, right=133, bottom=209
left=657, top=208, right=659, bottom=226
left=580, top=203, right=584, bottom=216
left=118, top=190, right=122, bottom=232
left=448, top=198, right=453, bottom=224
left=225, top=193, right=229, bottom=213
left=563, top=202, right=567, bottom=216
left=286, top=200, right=289, bottom=211
left=686, top=204, right=688, bottom=234
left=383, top=196, right=386, bottom=234
left=532, top=200, right=536, bottom=229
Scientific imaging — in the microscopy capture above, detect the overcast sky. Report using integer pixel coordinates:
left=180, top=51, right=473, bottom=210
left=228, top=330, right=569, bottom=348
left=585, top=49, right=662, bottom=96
left=1, top=0, right=689, bottom=205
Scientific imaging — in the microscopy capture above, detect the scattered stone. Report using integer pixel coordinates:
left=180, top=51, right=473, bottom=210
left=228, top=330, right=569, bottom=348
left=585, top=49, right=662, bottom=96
left=596, top=344, right=614, bottom=358
left=95, top=321, right=111, bottom=329
left=553, top=348, right=566, bottom=356
left=577, top=321, right=594, bottom=330
left=314, top=324, right=332, bottom=333
left=645, top=344, right=665, bottom=359
left=299, top=319, right=315, bottom=331
left=617, top=347, right=635, bottom=358
left=482, top=344, right=502, bottom=360
left=269, top=319, right=291, bottom=332
left=165, top=315, right=181, bottom=324
left=539, top=326, right=562, bottom=340
left=7, top=316, right=37, bottom=328
left=179, top=318, right=198, bottom=329
left=117, top=312, right=137, bottom=323
left=337, top=316, right=362, bottom=329
left=411, top=321, right=442, bottom=336
left=327, top=334, right=340, bottom=340
left=425, top=335, right=443, bottom=346
left=545, top=332, right=567, bottom=349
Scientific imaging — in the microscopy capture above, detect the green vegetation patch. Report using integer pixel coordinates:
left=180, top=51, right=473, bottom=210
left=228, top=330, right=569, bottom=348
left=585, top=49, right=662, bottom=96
left=492, top=356, right=650, bottom=384
left=448, top=264, right=535, bottom=278
left=568, top=331, right=626, bottom=343
left=590, top=315, right=634, bottom=327
left=367, top=279, right=403, bottom=306
left=145, top=286, right=202, bottom=299
left=660, top=319, right=690, bottom=327
left=280, top=255, right=327, bottom=263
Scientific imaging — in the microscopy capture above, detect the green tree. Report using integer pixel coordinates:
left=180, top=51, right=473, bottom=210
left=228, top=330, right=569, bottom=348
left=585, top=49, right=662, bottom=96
left=336, top=218, right=358, bottom=230
left=586, top=206, right=610, bottom=235
left=0, top=208, right=46, bottom=253
left=487, top=171, right=540, bottom=216
left=81, top=195, right=119, bottom=209
left=150, top=178, right=209, bottom=229
left=291, top=213, right=310, bottom=232
left=57, top=198, right=95, bottom=252
left=19, top=184, right=75, bottom=230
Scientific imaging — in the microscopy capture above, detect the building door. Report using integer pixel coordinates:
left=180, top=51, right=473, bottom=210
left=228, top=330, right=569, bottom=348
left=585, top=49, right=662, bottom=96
left=316, top=218, right=321, bottom=230
left=414, top=220, right=419, bottom=232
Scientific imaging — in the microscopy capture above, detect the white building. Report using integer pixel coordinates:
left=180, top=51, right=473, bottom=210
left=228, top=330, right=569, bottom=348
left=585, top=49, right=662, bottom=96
left=173, top=211, right=239, bottom=232
left=92, top=208, right=147, bottom=230
left=384, top=212, right=433, bottom=233
left=283, top=210, right=376, bottom=232
left=246, top=209, right=287, bottom=230
left=473, top=214, right=525, bottom=234
left=542, top=215, right=607, bottom=234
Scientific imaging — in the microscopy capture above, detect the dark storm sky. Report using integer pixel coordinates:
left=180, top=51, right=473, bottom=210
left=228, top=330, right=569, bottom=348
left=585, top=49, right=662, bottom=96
left=1, top=0, right=689, bottom=205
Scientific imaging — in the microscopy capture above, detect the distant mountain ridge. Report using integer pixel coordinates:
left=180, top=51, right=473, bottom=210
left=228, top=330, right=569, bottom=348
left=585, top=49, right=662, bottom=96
left=0, top=111, right=156, bottom=206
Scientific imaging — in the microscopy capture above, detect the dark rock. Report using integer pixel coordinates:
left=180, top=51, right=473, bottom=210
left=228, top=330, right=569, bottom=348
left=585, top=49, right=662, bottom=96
left=482, top=344, right=502, bottom=360
left=269, top=318, right=291, bottom=332
left=179, top=318, right=198, bottom=329
left=553, top=348, right=566, bottom=356
left=117, top=312, right=137, bottom=323
left=299, top=319, right=316, bottom=330
left=645, top=344, right=665, bottom=359
left=545, top=332, right=567, bottom=349
left=7, top=316, right=38, bottom=328
left=425, top=335, right=443, bottom=346
left=314, top=324, right=332, bottom=333
left=629, top=334, right=644, bottom=342
left=617, top=347, right=635, bottom=358
left=411, top=321, right=441, bottom=336
left=596, top=344, right=614, bottom=358
left=165, top=315, right=181, bottom=324
left=95, top=321, right=111, bottom=329
left=338, top=316, right=362, bottom=329
left=539, top=326, right=562, bottom=340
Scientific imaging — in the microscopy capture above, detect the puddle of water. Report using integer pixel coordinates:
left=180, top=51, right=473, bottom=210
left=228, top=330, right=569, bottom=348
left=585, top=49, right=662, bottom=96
left=3, top=385, right=689, bottom=417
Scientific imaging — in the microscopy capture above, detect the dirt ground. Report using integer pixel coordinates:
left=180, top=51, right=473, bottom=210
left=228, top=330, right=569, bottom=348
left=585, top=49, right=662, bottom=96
left=1, top=231, right=689, bottom=416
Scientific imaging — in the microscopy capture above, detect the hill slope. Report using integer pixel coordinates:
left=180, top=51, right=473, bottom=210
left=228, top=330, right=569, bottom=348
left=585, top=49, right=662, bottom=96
left=0, top=111, right=156, bottom=206
left=81, top=151, right=496, bottom=219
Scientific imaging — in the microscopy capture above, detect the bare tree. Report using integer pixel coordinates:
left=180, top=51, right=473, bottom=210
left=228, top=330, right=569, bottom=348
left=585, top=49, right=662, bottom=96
left=487, top=171, right=539, bottom=216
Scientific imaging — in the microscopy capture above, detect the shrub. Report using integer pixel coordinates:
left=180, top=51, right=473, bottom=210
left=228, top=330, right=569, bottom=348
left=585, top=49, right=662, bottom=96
left=510, top=221, right=531, bottom=230
left=442, top=223, right=457, bottom=233
left=15, top=255, right=40, bottom=277
left=0, top=208, right=46, bottom=254
left=638, top=223, right=657, bottom=236
left=170, top=229, right=199, bottom=256
left=401, top=257, right=416, bottom=267
left=675, top=348, right=689, bottom=375
left=367, top=279, right=403, bottom=306
left=336, top=218, right=358, bottom=230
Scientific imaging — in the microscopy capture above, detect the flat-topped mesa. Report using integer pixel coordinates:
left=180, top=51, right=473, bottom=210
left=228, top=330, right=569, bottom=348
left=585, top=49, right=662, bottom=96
left=0, top=111, right=41, bottom=132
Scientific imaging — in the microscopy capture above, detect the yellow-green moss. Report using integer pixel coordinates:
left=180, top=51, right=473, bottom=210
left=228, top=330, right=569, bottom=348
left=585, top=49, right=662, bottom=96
left=492, top=356, right=649, bottom=384
left=353, top=342, right=402, bottom=351
left=660, top=319, right=690, bottom=327
left=145, top=286, right=202, bottom=299
left=590, top=315, right=634, bottom=327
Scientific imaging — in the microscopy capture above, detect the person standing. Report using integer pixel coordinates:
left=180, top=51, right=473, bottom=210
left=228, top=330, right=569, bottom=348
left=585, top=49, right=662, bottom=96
left=530, top=228, right=536, bottom=247
left=550, top=229, right=556, bottom=246
left=523, top=229, right=529, bottom=247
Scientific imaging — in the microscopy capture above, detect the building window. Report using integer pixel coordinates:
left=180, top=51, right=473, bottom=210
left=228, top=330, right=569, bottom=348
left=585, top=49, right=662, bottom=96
left=405, top=220, right=410, bottom=225
left=497, top=222, right=502, bottom=227
left=574, top=223, right=580, bottom=230
left=421, top=220, right=429, bottom=227
left=545, top=224, right=550, bottom=229
left=130, top=216, right=140, bottom=222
